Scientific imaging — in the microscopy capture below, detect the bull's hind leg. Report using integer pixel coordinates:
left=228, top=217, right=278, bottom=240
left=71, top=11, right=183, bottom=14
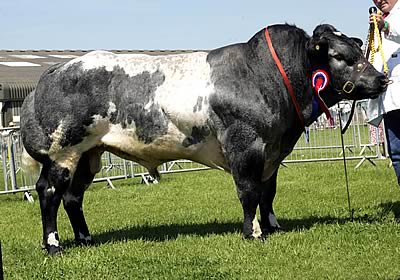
left=62, top=149, right=102, bottom=246
left=259, top=169, right=282, bottom=239
left=36, top=162, right=72, bottom=255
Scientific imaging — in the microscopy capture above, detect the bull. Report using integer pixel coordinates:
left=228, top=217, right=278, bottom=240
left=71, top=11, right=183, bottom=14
left=21, top=24, right=387, bottom=255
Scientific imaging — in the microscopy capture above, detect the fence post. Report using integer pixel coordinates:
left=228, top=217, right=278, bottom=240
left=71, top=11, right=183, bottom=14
left=1, top=138, right=8, bottom=192
left=8, top=132, right=18, bottom=190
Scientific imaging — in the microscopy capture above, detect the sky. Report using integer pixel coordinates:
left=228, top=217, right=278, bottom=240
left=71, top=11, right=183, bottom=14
left=0, top=0, right=376, bottom=50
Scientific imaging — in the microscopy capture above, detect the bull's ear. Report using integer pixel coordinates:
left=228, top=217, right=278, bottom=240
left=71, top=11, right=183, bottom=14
left=351, top=37, right=363, bottom=48
left=313, top=24, right=337, bottom=37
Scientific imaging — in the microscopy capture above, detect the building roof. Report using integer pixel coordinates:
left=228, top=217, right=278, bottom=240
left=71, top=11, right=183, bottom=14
left=0, top=49, right=205, bottom=85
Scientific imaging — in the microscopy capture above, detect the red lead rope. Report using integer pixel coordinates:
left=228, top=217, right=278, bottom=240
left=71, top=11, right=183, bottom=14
left=264, top=28, right=305, bottom=128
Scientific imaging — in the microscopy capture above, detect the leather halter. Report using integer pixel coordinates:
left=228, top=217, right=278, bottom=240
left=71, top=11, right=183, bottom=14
left=340, top=60, right=369, bottom=94
left=264, top=28, right=305, bottom=127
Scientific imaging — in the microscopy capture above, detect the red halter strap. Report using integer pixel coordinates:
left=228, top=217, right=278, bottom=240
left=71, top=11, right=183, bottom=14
left=264, top=28, right=305, bottom=127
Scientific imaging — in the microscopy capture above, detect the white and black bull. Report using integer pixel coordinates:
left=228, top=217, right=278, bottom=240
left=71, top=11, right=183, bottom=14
left=21, top=24, right=387, bottom=255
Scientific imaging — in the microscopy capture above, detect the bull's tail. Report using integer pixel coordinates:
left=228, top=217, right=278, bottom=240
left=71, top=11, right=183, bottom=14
left=21, top=146, right=41, bottom=182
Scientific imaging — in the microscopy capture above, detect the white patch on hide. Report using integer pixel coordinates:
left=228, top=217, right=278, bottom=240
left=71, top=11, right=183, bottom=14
left=333, top=31, right=342, bottom=37
left=101, top=123, right=139, bottom=153
left=107, top=102, right=117, bottom=117
left=65, top=50, right=214, bottom=135
left=101, top=121, right=185, bottom=165
left=190, top=137, right=229, bottom=171
left=49, top=120, right=66, bottom=154
left=47, top=232, right=59, bottom=247
left=144, top=101, right=154, bottom=111
left=47, top=186, right=56, bottom=195
left=151, top=178, right=159, bottom=184
left=49, top=113, right=110, bottom=174
left=154, top=52, right=214, bottom=134
left=252, top=216, right=262, bottom=238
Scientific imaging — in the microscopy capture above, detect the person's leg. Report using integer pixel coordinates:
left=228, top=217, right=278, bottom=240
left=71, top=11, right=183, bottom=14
left=383, top=109, right=400, bottom=186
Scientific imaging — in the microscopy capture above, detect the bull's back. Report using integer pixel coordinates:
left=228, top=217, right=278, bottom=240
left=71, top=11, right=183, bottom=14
left=24, top=50, right=228, bottom=171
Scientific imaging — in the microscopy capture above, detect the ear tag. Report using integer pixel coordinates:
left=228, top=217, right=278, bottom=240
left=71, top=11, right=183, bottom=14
left=315, top=45, right=320, bottom=51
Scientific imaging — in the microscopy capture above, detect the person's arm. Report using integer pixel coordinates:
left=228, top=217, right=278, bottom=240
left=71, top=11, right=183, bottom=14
left=369, top=12, right=400, bottom=43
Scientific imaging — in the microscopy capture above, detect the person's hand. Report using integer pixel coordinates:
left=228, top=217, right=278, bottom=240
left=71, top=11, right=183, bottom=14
left=369, top=13, right=385, bottom=31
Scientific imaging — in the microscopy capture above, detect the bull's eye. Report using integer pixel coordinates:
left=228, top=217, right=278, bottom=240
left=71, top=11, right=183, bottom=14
left=333, top=54, right=344, bottom=61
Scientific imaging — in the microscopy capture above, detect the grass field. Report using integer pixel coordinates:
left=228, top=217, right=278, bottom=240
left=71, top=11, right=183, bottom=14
left=1, top=160, right=400, bottom=279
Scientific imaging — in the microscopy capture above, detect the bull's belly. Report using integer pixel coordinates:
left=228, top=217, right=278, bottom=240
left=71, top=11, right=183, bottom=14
left=101, top=124, right=229, bottom=172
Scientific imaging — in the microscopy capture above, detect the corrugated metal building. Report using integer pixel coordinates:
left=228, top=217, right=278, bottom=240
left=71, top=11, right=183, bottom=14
left=0, top=49, right=202, bottom=127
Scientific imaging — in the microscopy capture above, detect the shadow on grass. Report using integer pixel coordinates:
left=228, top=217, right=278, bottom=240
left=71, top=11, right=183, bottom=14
left=95, top=221, right=241, bottom=243
left=62, top=211, right=394, bottom=249
left=62, top=221, right=242, bottom=248
left=378, top=201, right=400, bottom=220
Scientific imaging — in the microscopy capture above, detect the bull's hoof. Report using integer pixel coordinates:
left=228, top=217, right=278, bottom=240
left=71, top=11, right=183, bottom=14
left=262, top=226, right=284, bottom=236
left=75, top=238, right=95, bottom=246
left=243, top=234, right=256, bottom=240
left=242, top=233, right=264, bottom=241
left=260, top=234, right=268, bottom=241
left=268, top=226, right=284, bottom=234
left=258, top=226, right=284, bottom=241
left=47, top=245, right=63, bottom=256
left=259, top=230, right=280, bottom=242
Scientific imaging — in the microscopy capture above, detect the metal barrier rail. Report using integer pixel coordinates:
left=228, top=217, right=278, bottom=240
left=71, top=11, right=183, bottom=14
left=0, top=101, right=386, bottom=199
left=283, top=101, right=385, bottom=166
left=0, top=128, right=210, bottom=198
left=0, top=128, right=35, bottom=201
left=92, top=157, right=209, bottom=188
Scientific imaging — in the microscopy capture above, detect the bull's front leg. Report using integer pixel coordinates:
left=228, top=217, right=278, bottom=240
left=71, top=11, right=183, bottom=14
left=259, top=169, right=282, bottom=239
left=36, top=163, right=70, bottom=255
left=234, top=177, right=262, bottom=239
left=224, top=123, right=265, bottom=239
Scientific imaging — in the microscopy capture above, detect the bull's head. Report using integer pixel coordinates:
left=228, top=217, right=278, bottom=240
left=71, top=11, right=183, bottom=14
left=307, top=24, right=388, bottom=102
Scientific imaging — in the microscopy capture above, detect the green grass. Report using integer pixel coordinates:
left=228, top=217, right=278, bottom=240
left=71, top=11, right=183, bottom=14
left=1, top=160, right=400, bottom=279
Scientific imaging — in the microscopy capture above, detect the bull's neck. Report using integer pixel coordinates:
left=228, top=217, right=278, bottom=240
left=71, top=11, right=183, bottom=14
left=248, top=26, right=342, bottom=130
left=306, top=77, right=344, bottom=126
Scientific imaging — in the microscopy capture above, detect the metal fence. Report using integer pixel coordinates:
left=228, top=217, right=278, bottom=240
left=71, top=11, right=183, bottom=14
left=0, top=101, right=387, bottom=199
left=0, top=128, right=35, bottom=200
left=0, top=127, right=209, bottom=199
left=284, top=101, right=387, bottom=168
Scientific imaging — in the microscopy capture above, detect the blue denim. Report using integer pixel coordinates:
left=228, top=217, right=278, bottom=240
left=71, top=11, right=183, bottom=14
left=384, top=109, right=400, bottom=185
